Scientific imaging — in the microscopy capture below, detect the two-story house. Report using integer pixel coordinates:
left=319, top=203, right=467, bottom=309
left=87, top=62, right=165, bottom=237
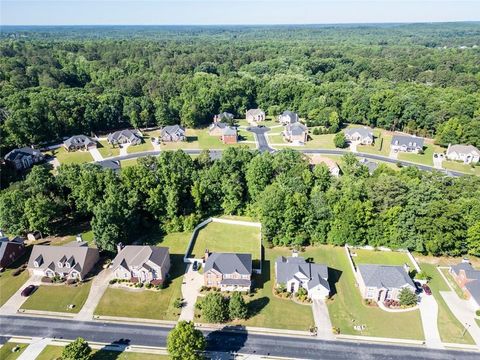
left=203, top=251, right=252, bottom=292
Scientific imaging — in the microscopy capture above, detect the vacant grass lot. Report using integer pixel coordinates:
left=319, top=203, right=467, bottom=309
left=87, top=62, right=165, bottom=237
left=304, top=133, right=336, bottom=149
left=442, top=160, right=480, bottom=176
left=420, top=264, right=474, bottom=344
left=357, top=131, right=392, bottom=156
left=190, top=222, right=261, bottom=264
left=36, top=345, right=168, bottom=360
left=306, top=246, right=424, bottom=340
left=398, top=144, right=440, bottom=166
left=21, top=281, right=92, bottom=313
left=120, top=158, right=138, bottom=168
left=351, top=249, right=415, bottom=268
left=94, top=231, right=189, bottom=321
left=126, top=133, right=154, bottom=154
left=97, top=140, right=120, bottom=158
left=159, top=128, right=255, bottom=150
left=0, top=342, right=28, bottom=360
left=0, top=266, right=29, bottom=307
left=47, top=147, right=93, bottom=165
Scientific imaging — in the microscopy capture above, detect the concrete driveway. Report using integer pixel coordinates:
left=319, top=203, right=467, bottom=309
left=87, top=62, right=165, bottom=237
left=312, top=299, right=335, bottom=340
left=349, top=141, right=358, bottom=153
left=89, top=147, right=104, bottom=161
left=75, top=268, right=112, bottom=321
left=418, top=293, right=443, bottom=348
left=0, top=275, right=42, bottom=315
left=179, top=263, right=204, bottom=321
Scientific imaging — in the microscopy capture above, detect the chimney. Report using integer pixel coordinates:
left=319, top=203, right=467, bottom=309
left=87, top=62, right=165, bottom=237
left=0, top=230, right=4, bottom=237
left=403, top=263, right=410, bottom=274
left=205, top=248, right=210, bottom=261
left=116, top=242, right=124, bottom=254
left=76, top=234, right=83, bottom=242
left=292, top=249, right=298, bottom=258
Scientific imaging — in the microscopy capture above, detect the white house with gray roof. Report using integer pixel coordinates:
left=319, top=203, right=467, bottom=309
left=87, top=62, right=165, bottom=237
left=111, top=245, right=170, bottom=285
left=246, top=108, right=266, bottom=123
left=204, top=252, right=252, bottom=292
left=283, top=122, right=308, bottom=144
left=446, top=144, right=480, bottom=164
left=27, top=241, right=99, bottom=281
left=107, top=129, right=142, bottom=146
left=275, top=252, right=330, bottom=300
left=391, top=134, right=424, bottom=153
left=214, top=112, right=234, bottom=123
left=344, top=127, right=374, bottom=145
left=159, top=125, right=186, bottom=142
left=63, top=135, right=97, bottom=152
left=356, top=264, right=416, bottom=302
left=278, top=111, right=299, bottom=125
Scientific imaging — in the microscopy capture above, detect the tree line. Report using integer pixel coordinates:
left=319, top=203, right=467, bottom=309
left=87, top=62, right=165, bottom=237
left=1, top=148, right=479, bottom=257
left=1, top=23, right=480, bottom=155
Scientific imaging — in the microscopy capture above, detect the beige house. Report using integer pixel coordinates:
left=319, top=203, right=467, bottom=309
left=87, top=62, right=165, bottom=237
left=204, top=251, right=252, bottom=292
left=356, top=264, right=416, bottom=302
left=246, top=109, right=266, bottom=123
left=283, top=122, right=308, bottom=144
left=111, top=245, right=170, bottom=285
left=28, top=241, right=99, bottom=281
left=307, top=155, right=341, bottom=177
left=446, top=144, right=480, bottom=164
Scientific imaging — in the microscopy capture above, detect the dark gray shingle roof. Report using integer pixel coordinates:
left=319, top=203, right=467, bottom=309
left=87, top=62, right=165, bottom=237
left=112, top=246, right=169, bottom=272
left=391, top=135, right=424, bottom=149
left=204, top=253, right=252, bottom=276
left=358, top=264, right=415, bottom=289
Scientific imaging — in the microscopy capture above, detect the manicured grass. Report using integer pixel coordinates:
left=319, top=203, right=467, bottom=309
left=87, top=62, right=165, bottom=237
left=442, top=160, right=480, bottom=176
left=0, top=342, right=28, bottom=360
left=21, top=281, right=92, bottom=313
left=159, top=128, right=255, bottom=150
left=47, top=229, right=95, bottom=247
left=97, top=140, right=120, bottom=158
left=120, top=159, right=138, bottom=168
left=36, top=345, right=168, bottom=360
left=420, top=264, right=474, bottom=344
left=237, top=118, right=279, bottom=128
left=46, top=147, right=93, bottom=165
left=309, top=245, right=424, bottom=340
left=237, top=128, right=255, bottom=142
left=398, top=143, right=437, bottom=166
left=0, top=266, right=29, bottom=307
left=304, top=133, right=336, bottom=149
left=94, top=231, right=189, bottom=321
left=351, top=249, right=416, bottom=269
left=439, top=268, right=467, bottom=299
left=126, top=133, right=154, bottom=154
left=267, top=133, right=285, bottom=145
left=357, top=131, right=392, bottom=157
left=190, top=222, right=261, bottom=264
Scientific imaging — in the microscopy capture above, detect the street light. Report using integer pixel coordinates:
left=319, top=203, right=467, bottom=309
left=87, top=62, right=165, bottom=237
left=462, top=322, right=471, bottom=338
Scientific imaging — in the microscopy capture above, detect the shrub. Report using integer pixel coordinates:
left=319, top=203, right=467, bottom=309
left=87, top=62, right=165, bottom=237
left=202, top=292, right=229, bottom=323
left=312, top=127, right=321, bottom=136
left=66, top=279, right=77, bottom=285
left=399, top=288, right=418, bottom=306
left=11, top=268, right=23, bottom=277
left=41, top=276, right=53, bottom=283
left=109, top=279, right=117, bottom=285
left=145, top=282, right=153, bottom=289
left=332, top=327, right=340, bottom=335
left=476, top=309, right=480, bottom=317
left=334, top=132, right=348, bottom=148
left=174, top=298, right=183, bottom=309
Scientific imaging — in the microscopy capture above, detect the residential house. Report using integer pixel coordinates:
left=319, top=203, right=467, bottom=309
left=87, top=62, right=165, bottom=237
left=283, top=122, right=308, bottom=144
left=204, top=251, right=252, bottom=292
left=275, top=252, right=330, bottom=300
left=208, top=122, right=238, bottom=144
left=391, top=135, right=424, bottom=153
left=111, top=245, right=171, bottom=285
left=28, top=241, right=99, bottom=281
left=0, top=234, right=25, bottom=269
left=97, top=160, right=121, bottom=172
left=208, top=122, right=228, bottom=137
left=4, top=147, right=44, bottom=171
left=359, top=158, right=378, bottom=174
left=214, top=112, right=234, bottom=123
left=107, top=129, right=142, bottom=146
left=307, top=154, right=341, bottom=177
left=160, top=125, right=186, bottom=142
left=450, top=262, right=480, bottom=310
left=344, top=127, right=374, bottom=145
left=356, top=264, right=416, bottom=302
left=446, top=144, right=480, bottom=164
left=278, top=111, right=299, bottom=125
left=246, top=109, right=266, bottom=123
left=63, top=135, right=97, bottom=152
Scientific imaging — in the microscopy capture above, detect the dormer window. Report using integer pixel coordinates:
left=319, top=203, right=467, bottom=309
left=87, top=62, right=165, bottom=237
left=65, top=262, right=70, bottom=268
left=57, top=261, right=63, bottom=268
left=34, top=261, right=39, bottom=268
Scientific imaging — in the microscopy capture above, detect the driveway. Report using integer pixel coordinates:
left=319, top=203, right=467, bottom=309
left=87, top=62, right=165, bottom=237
left=312, top=299, right=335, bottom=340
left=246, top=126, right=274, bottom=153
left=433, top=154, right=444, bottom=169
left=179, top=263, right=204, bottom=321
left=0, top=275, right=42, bottom=315
left=75, top=268, right=112, bottom=321
left=119, top=144, right=129, bottom=156
left=349, top=141, right=358, bottom=153
left=440, top=291, right=480, bottom=348
left=89, top=147, right=104, bottom=161
left=418, top=293, right=443, bottom=348
left=389, top=149, right=399, bottom=160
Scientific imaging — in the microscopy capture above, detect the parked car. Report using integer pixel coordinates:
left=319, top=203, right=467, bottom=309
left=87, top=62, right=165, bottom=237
left=414, top=281, right=423, bottom=294
left=21, top=285, right=36, bottom=297
left=422, top=284, right=432, bottom=295
left=192, top=261, right=198, bottom=271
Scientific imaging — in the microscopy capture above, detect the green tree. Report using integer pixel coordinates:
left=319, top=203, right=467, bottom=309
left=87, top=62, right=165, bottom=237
left=62, top=337, right=92, bottom=360
left=398, top=288, right=417, bottom=306
left=167, top=321, right=206, bottom=360
left=228, top=291, right=248, bottom=320
left=202, top=292, right=229, bottom=323
left=334, top=132, right=348, bottom=148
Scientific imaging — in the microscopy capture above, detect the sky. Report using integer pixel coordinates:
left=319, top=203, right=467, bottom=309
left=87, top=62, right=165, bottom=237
left=1, top=0, right=479, bottom=26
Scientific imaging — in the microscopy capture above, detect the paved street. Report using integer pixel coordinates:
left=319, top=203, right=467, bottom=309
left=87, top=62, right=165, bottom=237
left=0, top=315, right=479, bottom=359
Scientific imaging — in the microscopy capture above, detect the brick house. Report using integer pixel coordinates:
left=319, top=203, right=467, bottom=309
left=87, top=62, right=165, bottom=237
left=0, top=235, right=25, bottom=269
left=450, top=262, right=480, bottom=310
left=203, top=251, right=252, bottom=292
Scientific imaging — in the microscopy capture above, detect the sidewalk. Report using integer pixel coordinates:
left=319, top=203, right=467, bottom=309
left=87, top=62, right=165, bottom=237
left=17, top=338, right=51, bottom=360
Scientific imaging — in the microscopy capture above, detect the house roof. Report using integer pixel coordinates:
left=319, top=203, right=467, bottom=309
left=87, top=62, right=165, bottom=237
left=4, top=147, right=43, bottom=162
left=453, top=263, right=480, bottom=304
left=216, top=112, right=234, bottom=120
left=112, top=246, right=170, bottom=272
left=27, top=241, right=99, bottom=277
left=357, top=264, right=415, bottom=289
left=447, top=144, right=480, bottom=157
left=204, top=253, right=252, bottom=276
left=64, top=135, right=96, bottom=148
left=160, top=125, right=185, bottom=137
left=391, top=135, right=424, bottom=148
left=345, top=127, right=373, bottom=140
left=0, top=236, right=23, bottom=262
left=246, top=109, right=264, bottom=116
left=285, top=122, right=307, bottom=136
left=280, top=111, right=299, bottom=122
left=275, top=256, right=330, bottom=292
left=97, top=160, right=121, bottom=171
left=359, top=158, right=378, bottom=173
left=209, top=122, right=227, bottom=131
left=107, top=129, right=142, bottom=143
left=222, top=126, right=237, bottom=136
left=307, top=155, right=339, bottom=171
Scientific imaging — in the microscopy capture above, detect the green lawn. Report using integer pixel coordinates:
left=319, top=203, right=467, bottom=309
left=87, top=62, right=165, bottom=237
left=36, top=345, right=168, bottom=360
left=120, top=159, right=138, bottom=168
left=159, top=128, right=255, bottom=150
left=190, top=221, right=261, bottom=265
left=267, top=133, right=285, bottom=145
left=351, top=249, right=416, bottom=268
left=97, top=140, right=120, bottom=158
left=46, top=229, right=95, bottom=247
left=46, top=147, right=93, bottom=165
left=94, top=231, right=190, bottom=321
left=439, top=268, right=467, bottom=299
left=0, top=265, right=29, bottom=307
left=0, top=342, right=28, bottom=360
left=398, top=143, right=440, bottom=166
left=420, top=264, right=474, bottom=344
left=442, top=160, right=480, bottom=176
left=357, top=131, right=392, bottom=157
left=196, top=247, right=315, bottom=331
left=126, top=133, right=154, bottom=154
left=304, top=133, right=336, bottom=149
left=21, top=281, right=92, bottom=313
left=237, top=117, right=279, bottom=128
left=238, top=128, right=255, bottom=142
left=309, top=246, right=424, bottom=340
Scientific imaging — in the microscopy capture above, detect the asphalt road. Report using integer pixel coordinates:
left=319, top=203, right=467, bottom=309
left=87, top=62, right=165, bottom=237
left=0, top=315, right=478, bottom=359
left=246, top=126, right=275, bottom=153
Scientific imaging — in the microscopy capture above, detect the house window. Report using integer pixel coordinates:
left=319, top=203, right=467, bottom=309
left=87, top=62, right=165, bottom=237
left=366, top=288, right=375, bottom=298
left=57, top=262, right=63, bottom=268
left=386, top=290, right=392, bottom=300
left=34, top=261, right=39, bottom=268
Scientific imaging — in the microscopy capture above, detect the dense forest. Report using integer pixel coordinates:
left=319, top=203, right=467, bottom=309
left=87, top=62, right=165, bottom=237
left=0, top=148, right=479, bottom=257
left=1, top=23, right=480, bottom=155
